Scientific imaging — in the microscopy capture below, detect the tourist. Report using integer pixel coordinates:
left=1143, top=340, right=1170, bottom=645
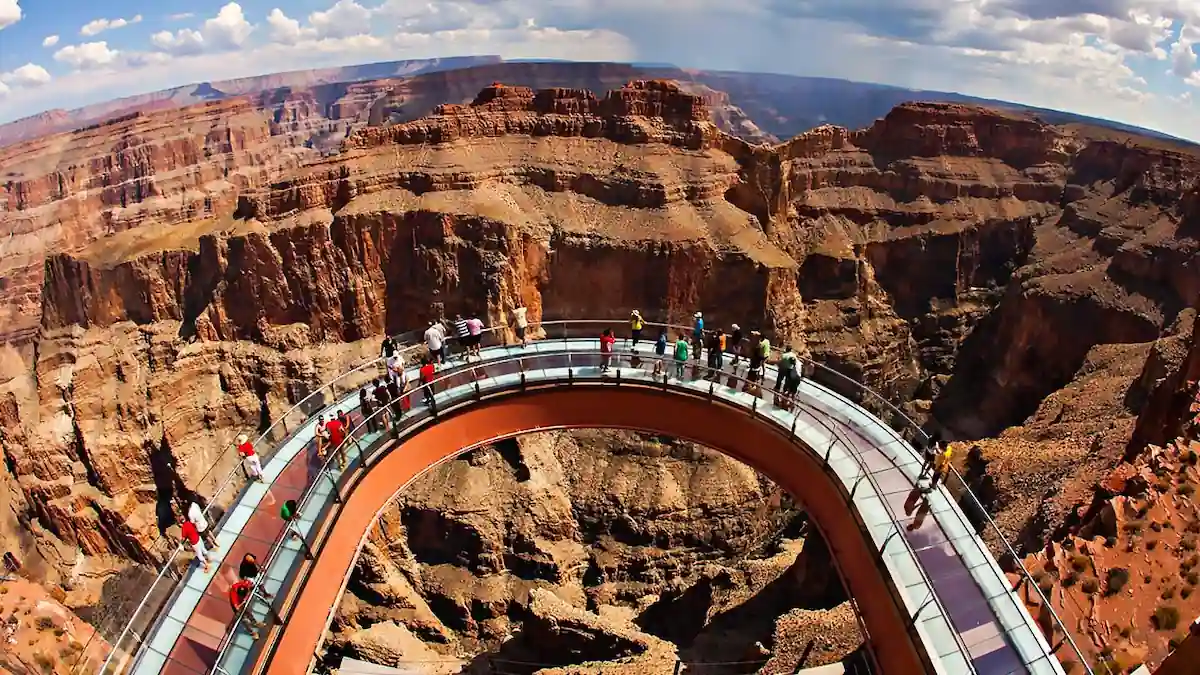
left=653, top=332, right=667, bottom=376
left=419, top=357, right=437, bottom=408
left=782, top=361, right=804, bottom=409
left=747, top=331, right=764, bottom=381
left=181, top=519, right=211, bottom=573
left=386, top=376, right=405, bottom=425
left=466, top=314, right=485, bottom=357
left=372, top=379, right=392, bottom=429
left=600, top=328, right=616, bottom=372
left=236, top=433, right=263, bottom=482
left=380, top=336, right=396, bottom=360
left=314, top=413, right=329, bottom=465
left=228, top=578, right=265, bottom=639
left=360, top=389, right=379, bottom=434
left=323, top=410, right=345, bottom=470
left=336, top=409, right=361, bottom=463
left=452, top=314, right=471, bottom=358
left=926, top=442, right=954, bottom=492
left=424, top=321, right=446, bottom=364
left=775, top=345, right=797, bottom=392
left=386, top=349, right=405, bottom=388
left=758, top=332, right=772, bottom=366
left=919, top=432, right=944, bottom=480
left=706, top=329, right=723, bottom=375
left=629, top=310, right=644, bottom=347
left=512, top=306, right=529, bottom=347
left=673, top=334, right=690, bottom=379
left=186, top=494, right=219, bottom=551
left=692, top=312, right=704, bottom=360
left=729, top=323, right=743, bottom=369
left=238, top=553, right=274, bottom=600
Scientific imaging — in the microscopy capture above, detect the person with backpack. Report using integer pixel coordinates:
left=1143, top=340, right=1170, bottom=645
left=673, top=334, right=690, bottom=379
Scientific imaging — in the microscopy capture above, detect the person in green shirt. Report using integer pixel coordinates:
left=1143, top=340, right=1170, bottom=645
left=775, top=345, right=797, bottom=391
left=673, top=335, right=690, bottom=378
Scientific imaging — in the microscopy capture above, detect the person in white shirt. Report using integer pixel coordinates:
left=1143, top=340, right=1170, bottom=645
left=424, top=322, right=446, bottom=364
left=186, top=496, right=219, bottom=550
left=512, top=306, right=529, bottom=347
left=386, top=351, right=405, bottom=387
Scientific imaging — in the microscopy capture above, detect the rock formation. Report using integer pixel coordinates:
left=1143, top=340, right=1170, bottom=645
left=0, top=68, right=1199, bottom=672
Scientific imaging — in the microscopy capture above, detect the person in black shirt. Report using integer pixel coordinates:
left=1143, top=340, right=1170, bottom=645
left=372, top=379, right=391, bottom=428
left=386, top=377, right=404, bottom=426
left=360, top=388, right=379, bottom=434
left=238, top=553, right=274, bottom=599
left=380, top=337, right=396, bottom=359
left=729, top=324, right=743, bottom=370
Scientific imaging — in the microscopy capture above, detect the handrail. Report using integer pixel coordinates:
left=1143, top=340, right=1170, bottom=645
left=89, top=322, right=501, bottom=675
left=214, top=344, right=1006, bottom=675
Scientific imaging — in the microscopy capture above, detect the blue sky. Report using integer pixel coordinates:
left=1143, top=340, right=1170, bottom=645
left=0, top=0, right=1198, bottom=139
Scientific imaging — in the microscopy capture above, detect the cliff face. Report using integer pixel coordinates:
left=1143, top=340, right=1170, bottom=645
left=1, top=69, right=1199, bottom=672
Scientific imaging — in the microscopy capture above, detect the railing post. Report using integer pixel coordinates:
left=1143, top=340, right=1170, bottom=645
left=708, top=381, right=715, bottom=400
left=672, top=660, right=682, bottom=675
left=568, top=367, right=574, bottom=384
left=825, top=438, right=835, bottom=464
left=615, top=369, right=621, bottom=385
left=850, top=473, right=865, bottom=499
left=474, top=380, right=481, bottom=401
left=520, top=371, right=527, bottom=391
left=323, top=469, right=342, bottom=504
left=751, top=397, right=757, bottom=417
left=790, top=414, right=797, bottom=437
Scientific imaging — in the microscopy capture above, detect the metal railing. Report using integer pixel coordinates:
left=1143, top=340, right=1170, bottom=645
left=84, top=316, right=1093, bottom=675
left=200, top=331, right=1064, bottom=675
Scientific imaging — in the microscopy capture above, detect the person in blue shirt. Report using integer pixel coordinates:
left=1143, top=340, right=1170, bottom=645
left=653, top=332, right=668, bottom=376
left=692, top=312, right=704, bottom=361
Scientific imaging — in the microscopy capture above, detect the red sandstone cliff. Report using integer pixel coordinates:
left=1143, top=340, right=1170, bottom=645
left=1, top=72, right=1199, bottom=672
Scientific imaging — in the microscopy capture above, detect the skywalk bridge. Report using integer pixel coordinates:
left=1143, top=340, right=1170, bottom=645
left=81, top=320, right=1087, bottom=675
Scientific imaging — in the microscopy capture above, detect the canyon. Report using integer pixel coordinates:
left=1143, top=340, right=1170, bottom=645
left=0, top=59, right=1199, bottom=673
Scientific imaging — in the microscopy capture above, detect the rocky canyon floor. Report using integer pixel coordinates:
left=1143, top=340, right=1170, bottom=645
left=1, top=60, right=1200, bottom=674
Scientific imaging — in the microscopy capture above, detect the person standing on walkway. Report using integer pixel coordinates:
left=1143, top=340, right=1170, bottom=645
left=360, top=388, right=379, bottom=434
left=238, top=553, right=274, bottom=600
left=600, top=328, right=616, bottom=372
left=386, top=349, right=405, bottom=388
left=729, top=324, right=743, bottom=369
left=466, top=314, right=485, bottom=358
left=236, top=434, right=263, bottom=482
left=653, top=332, right=667, bottom=376
left=181, top=519, right=211, bottom=573
left=452, top=314, right=471, bottom=359
left=919, top=432, right=944, bottom=479
left=692, top=312, right=704, bottom=360
left=419, top=357, right=437, bottom=408
left=512, top=306, right=529, bottom=347
left=775, top=345, right=797, bottom=392
left=380, top=336, right=396, bottom=361
left=673, top=334, right=690, bottom=379
left=186, top=494, right=219, bottom=551
left=424, top=322, right=446, bottom=364
left=337, top=408, right=363, bottom=460
left=630, top=310, right=644, bottom=347
left=386, top=376, right=405, bottom=426
left=372, top=379, right=392, bottom=429
left=926, top=442, right=954, bottom=492
left=325, top=412, right=348, bottom=470
left=228, top=578, right=266, bottom=639
left=706, top=329, right=724, bottom=375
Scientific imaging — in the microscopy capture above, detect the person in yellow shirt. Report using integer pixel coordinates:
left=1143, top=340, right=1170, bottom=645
left=630, top=310, right=644, bottom=347
left=918, top=432, right=953, bottom=492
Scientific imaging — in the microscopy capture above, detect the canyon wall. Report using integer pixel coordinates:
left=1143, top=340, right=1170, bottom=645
left=0, top=67, right=1199, bottom=671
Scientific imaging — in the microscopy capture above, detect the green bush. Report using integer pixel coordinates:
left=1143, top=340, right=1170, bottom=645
left=1105, top=568, right=1130, bottom=596
left=1154, top=605, right=1181, bottom=631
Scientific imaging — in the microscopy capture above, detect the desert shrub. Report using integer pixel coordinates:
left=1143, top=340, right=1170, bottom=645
left=1183, top=554, right=1200, bottom=570
left=1179, top=483, right=1196, bottom=497
left=1070, top=554, right=1091, bottom=572
left=1081, top=577, right=1100, bottom=594
left=1106, top=568, right=1130, bottom=595
left=1152, top=521, right=1164, bottom=532
left=1186, top=450, right=1199, bottom=466
left=1187, top=520, right=1200, bottom=534
left=1187, top=570, right=1200, bottom=586
left=1183, top=586, right=1194, bottom=599
left=1033, top=572, right=1054, bottom=594
left=1162, top=585, right=1178, bottom=600
left=1148, top=540, right=1159, bottom=550
left=1145, top=574, right=1154, bottom=583
left=1154, top=605, right=1181, bottom=631
left=34, top=616, right=54, bottom=631
left=1183, top=535, right=1198, bottom=552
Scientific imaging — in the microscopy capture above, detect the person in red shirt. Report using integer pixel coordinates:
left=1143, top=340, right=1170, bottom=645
left=599, top=328, right=616, bottom=373
left=419, top=358, right=436, bottom=408
left=181, top=520, right=211, bottom=573
left=228, top=578, right=265, bottom=639
left=325, top=412, right=347, bottom=470
left=236, top=433, right=263, bottom=481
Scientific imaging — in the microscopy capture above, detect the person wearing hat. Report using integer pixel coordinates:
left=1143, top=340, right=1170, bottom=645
left=629, top=310, right=644, bottom=347
left=692, top=312, right=705, bottom=361
left=236, top=434, right=263, bottom=481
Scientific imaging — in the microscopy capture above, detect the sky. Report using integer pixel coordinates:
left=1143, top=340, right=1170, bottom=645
left=0, top=0, right=1199, bottom=139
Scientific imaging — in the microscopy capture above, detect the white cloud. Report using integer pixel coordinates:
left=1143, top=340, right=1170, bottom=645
left=0, top=81, right=8, bottom=97
left=308, top=0, right=372, bottom=39
left=53, top=41, right=120, bottom=70
left=0, top=0, right=19, bottom=29
left=266, top=8, right=311, bottom=45
left=168, top=12, right=196, bottom=21
left=80, top=14, right=143, bottom=37
left=203, top=3, right=255, bottom=49
left=152, top=29, right=207, bottom=55
left=42, top=34, right=59, bottom=47
left=1172, top=34, right=1198, bottom=79
left=1, top=63, right=52, bottom=87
